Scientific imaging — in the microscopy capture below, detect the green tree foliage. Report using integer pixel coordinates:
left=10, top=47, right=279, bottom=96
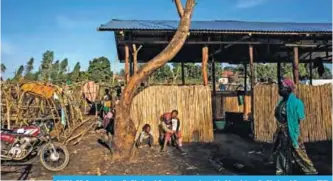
left=1, top=63, right=6, bottom=73
left=208, top=63, right=223, bottom=82
left=152, top=64, right=173, bottom=81
left=40, top=51, right=54, bottom=82
left=24, top=58, right=35, bottom=80
left=56, top=58, right=69, bottom=83
left=87, top=56, right=112, bottom=82
left=70, top=62, right=81, bottom=82
left=50, top=60, right=60, bottom=83
left=25, top=58, right=34, bottom=75
left=14, top=65, right=24, bottom=81
left=59, top=58, right=69, bottom=74
left=79, top=71, right=88, bottom=81
left=184, top=63, right=201, bottom=80
left=255, top=63, right=277, bottom=81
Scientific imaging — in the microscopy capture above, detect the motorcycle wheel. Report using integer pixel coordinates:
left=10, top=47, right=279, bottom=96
left=39, top=142, right=70, bottom=172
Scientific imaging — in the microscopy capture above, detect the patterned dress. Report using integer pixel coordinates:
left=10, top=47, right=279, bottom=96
left=273, top=99, right=318, bottom=175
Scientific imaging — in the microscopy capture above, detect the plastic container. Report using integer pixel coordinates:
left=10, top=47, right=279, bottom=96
left=214, top=120, right=226, bottom=130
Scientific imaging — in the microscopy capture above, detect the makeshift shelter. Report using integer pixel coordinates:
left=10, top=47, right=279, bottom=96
left=98, top=19, right=332, bottom=142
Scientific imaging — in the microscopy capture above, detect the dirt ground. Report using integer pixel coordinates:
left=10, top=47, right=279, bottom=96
left=1, top=132, right=332, bottom=180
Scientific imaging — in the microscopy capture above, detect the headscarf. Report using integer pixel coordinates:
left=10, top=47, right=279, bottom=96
left=161, top=112, right=172, bottom=124
left=281, top=78, right=295, bottom=91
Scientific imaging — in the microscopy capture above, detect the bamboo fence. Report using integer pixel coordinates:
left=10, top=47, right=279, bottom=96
left=253, top=83, right=332, bottom=143
left=130, top=85, right=214, bottom=143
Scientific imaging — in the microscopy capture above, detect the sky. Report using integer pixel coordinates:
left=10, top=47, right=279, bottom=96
left=1, top=0, right=332, bottom=79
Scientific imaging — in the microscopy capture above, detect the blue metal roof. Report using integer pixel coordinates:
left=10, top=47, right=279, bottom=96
left=99, top=19, right=332, bottom=33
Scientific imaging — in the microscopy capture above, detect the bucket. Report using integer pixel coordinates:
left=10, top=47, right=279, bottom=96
left=214, top=120, right=226, bottom=130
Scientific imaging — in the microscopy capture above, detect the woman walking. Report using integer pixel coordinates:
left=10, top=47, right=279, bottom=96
left=273, top=78, right=317, bottom=175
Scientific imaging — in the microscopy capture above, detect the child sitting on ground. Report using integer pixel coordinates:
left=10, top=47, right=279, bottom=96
left=136, top=124, right=154, bottom=148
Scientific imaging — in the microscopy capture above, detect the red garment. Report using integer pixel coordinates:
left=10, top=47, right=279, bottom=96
left=162, top=112, right=171, bottom=121
left=282, top=78, right=295, bottom=90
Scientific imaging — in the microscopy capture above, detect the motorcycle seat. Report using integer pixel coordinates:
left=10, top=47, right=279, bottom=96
left=0, top=128, right=14, bottom=133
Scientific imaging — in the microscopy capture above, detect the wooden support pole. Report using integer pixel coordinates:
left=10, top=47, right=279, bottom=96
left=181, top=62, right=185, bottom=85
left=124, top=45, right=130, bottom=84
left=309, top=52, right=313, bottom=85
left=212, top=58, right=216, bottom=93
left=243, top=63, right=248, bottom=120
left=202, top=46, right=209, bottom=86
left=249, top=45, right=255, bottom=118
left=212, top=57, right=216, bottom=120
left=293, top=47, right=299, bottom=84
left=277, top=61, right=281, bottom=86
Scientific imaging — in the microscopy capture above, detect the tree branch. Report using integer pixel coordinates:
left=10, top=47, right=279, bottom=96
left=132, top=44, right=143, bottom=74
left=174, top=0, right=185, bottom=18
left=122, top=0, right=195, bottom=105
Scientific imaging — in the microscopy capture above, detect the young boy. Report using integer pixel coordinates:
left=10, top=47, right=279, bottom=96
left=160, top=112, right=173, bottom=152
left=136, top=124, right=154, bottom=148
left=171, top=110, right=186, bottom=154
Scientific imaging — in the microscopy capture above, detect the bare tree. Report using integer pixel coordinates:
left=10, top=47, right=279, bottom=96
left=112, top=0, right=196, bottom=159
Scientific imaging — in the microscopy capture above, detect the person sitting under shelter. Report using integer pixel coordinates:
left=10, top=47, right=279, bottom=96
left=160, top=112, right=186, bottom=154
left=136, top=124, right=154, bottom=148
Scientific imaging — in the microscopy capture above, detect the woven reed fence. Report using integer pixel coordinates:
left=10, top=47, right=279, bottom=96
left=130, top=85, right=214, bottom=143
left=215, top=92, right=251, bottom=118
left=254, top=84, right=332, bottom=143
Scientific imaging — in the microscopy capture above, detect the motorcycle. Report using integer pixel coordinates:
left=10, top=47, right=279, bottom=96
left=1, top=118, right=70, bottom=171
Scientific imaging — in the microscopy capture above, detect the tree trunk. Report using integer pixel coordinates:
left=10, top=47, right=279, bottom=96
left=113, top=0, right=195, bottom=159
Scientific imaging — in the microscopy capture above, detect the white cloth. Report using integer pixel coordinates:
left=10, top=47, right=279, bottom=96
left=171, top=118, right=180, bottom=131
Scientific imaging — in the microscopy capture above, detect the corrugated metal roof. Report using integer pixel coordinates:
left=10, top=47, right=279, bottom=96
left=98, top=19, right=332, bottom=33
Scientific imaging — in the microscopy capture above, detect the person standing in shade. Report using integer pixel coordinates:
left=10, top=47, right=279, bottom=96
left=273, top=78, right=317, bottom=175
left=102, top=89, right=112, bottom=116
